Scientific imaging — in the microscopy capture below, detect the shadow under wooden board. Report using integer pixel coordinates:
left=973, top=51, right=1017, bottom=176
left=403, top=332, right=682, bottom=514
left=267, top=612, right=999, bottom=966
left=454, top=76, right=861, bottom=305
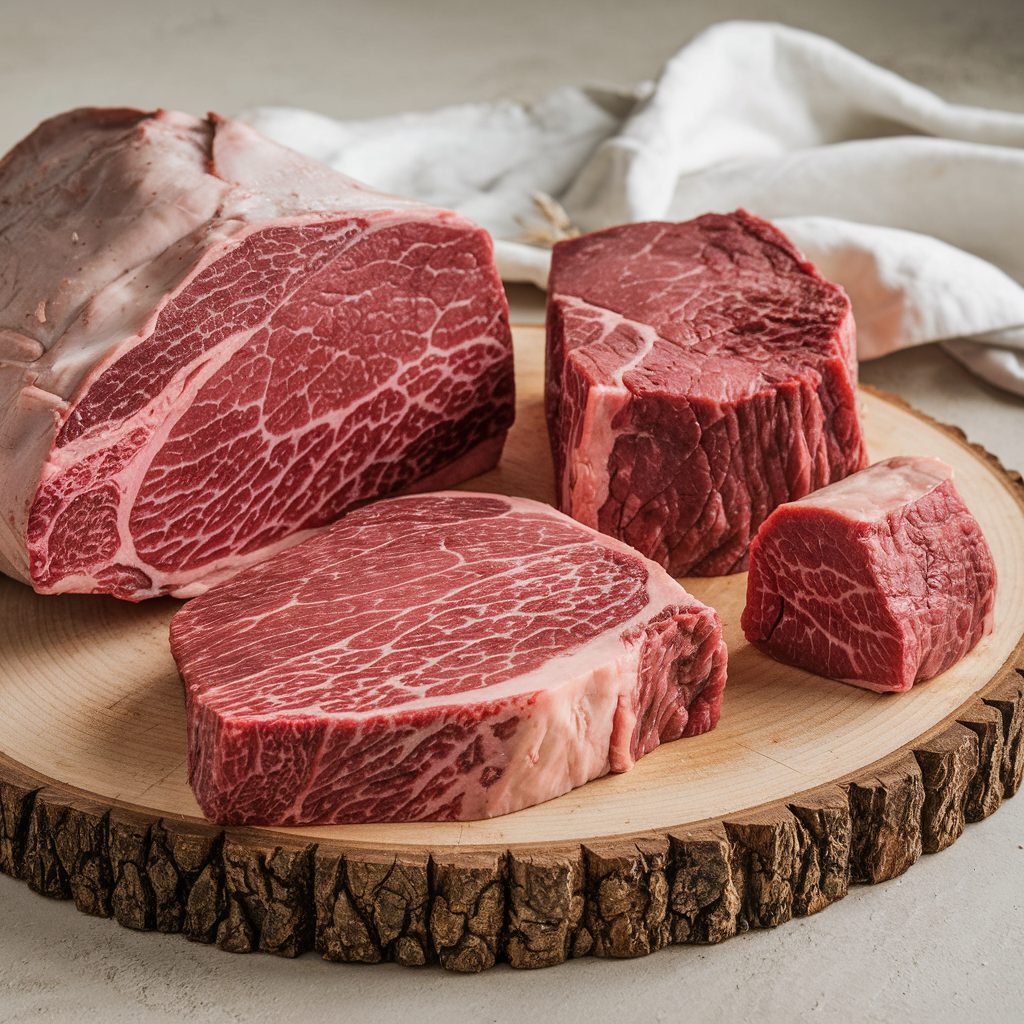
left=1, top=325, right=1023, bottom=971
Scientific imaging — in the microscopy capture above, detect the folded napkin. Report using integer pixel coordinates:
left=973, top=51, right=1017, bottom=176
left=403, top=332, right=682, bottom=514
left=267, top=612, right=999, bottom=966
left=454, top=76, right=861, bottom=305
left=244, top=21, right=1024, bottom=396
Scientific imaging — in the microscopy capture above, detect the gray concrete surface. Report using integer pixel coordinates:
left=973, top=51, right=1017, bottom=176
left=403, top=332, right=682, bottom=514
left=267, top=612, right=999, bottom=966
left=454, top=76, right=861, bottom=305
left=1, top=2, right=1023, bottom=1021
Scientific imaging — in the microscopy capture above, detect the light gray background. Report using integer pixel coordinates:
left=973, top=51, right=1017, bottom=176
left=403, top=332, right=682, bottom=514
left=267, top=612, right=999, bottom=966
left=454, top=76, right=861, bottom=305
left=1, top=2, right=1023, bottom=1021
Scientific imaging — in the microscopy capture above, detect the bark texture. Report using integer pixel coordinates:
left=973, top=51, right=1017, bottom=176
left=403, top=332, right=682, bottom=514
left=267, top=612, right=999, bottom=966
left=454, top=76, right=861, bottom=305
left=983, top=667, right=1024, bottom=798
left=581, top=837, right=671, bottom=959
left=430, top=850, right=506, bottom=972
left=844, top=752, right=924, bottom=884
left=505, top=846, right=584, bottom=968
left=913, top=724, right=980, bottom=854
left=667, top=825, right=740, bottom=944
left=957, top=702, right=1005, bottom=822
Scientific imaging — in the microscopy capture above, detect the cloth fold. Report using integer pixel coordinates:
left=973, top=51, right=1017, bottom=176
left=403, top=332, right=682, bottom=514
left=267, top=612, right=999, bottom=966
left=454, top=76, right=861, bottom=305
left=243, top=20, right=1024, bottom=396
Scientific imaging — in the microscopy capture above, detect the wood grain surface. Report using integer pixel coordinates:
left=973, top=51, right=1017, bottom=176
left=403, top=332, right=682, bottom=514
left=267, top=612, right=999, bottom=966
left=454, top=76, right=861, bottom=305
left=1, top=325, right=1022, bottom=969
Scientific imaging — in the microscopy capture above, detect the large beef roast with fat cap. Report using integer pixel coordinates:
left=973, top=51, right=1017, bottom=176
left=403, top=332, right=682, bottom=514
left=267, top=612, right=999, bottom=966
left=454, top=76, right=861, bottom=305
left=0, top=107, right=513, bottom=600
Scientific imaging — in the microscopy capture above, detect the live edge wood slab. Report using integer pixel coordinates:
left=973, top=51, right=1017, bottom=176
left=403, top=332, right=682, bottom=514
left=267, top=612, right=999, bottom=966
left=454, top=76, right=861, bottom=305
left=1, top=326, right=1023, bottom=971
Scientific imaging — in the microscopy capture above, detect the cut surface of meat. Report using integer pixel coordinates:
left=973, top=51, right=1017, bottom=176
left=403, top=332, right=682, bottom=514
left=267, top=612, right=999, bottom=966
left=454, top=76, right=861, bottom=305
left=169, top=491, right=728, bottom=826
left=545, top=210, right=867, bottom=577
left=741, top=456, right=997, bottom=692
left=0, top=108, right=513, bottom=600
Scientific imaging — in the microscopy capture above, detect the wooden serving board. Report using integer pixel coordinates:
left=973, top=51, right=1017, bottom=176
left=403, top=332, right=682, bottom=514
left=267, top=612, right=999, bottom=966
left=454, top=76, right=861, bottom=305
left=1, top=325, right=1023, bottom=971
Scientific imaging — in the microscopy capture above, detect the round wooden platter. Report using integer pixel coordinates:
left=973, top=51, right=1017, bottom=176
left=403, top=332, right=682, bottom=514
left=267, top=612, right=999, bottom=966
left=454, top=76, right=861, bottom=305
left=1, top=325, right=1023, bottom=972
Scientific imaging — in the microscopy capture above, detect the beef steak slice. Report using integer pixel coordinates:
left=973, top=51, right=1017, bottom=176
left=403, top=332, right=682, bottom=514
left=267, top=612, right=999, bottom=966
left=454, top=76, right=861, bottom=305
left=0, top=108, right=513, bottom=600
left=169, top=492, right=728, bottom=826
left=545, top=210, right=867, bottom=577
left=741, top=456, right=997, bottom=692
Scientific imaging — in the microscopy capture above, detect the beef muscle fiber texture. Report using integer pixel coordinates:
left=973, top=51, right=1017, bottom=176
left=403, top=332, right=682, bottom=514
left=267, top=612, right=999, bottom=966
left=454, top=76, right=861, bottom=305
left=169, top=492, right=728, bottom=826
left=0, top=108, right=513, bottom=600
left=546, top=211, right=867, bottom=577
left=741, top=456, right=997, bottom=692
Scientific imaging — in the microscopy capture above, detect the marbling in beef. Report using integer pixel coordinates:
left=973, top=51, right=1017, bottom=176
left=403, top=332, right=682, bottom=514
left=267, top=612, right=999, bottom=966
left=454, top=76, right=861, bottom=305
left=0, top=108, right=513, bottom=600
left=741, top=456, right=997, bottom=692
left=546, top=211, right=866, bottom=576
left=170, top=492, right=728, bottom=825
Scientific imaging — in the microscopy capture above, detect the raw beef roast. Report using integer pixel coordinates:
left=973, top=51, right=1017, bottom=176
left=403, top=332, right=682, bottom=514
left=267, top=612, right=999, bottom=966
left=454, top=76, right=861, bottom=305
left=741, top=456, right=997, bottom=692
left=169, top=492, right=727, bottom=826
left=546, top=211, right=867, bottom=577
left=0, top=108, right=513, bottom=600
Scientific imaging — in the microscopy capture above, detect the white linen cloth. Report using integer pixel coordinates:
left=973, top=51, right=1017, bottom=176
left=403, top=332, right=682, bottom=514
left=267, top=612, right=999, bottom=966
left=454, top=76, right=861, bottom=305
left=244, top=21, right=1024, bottom=395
